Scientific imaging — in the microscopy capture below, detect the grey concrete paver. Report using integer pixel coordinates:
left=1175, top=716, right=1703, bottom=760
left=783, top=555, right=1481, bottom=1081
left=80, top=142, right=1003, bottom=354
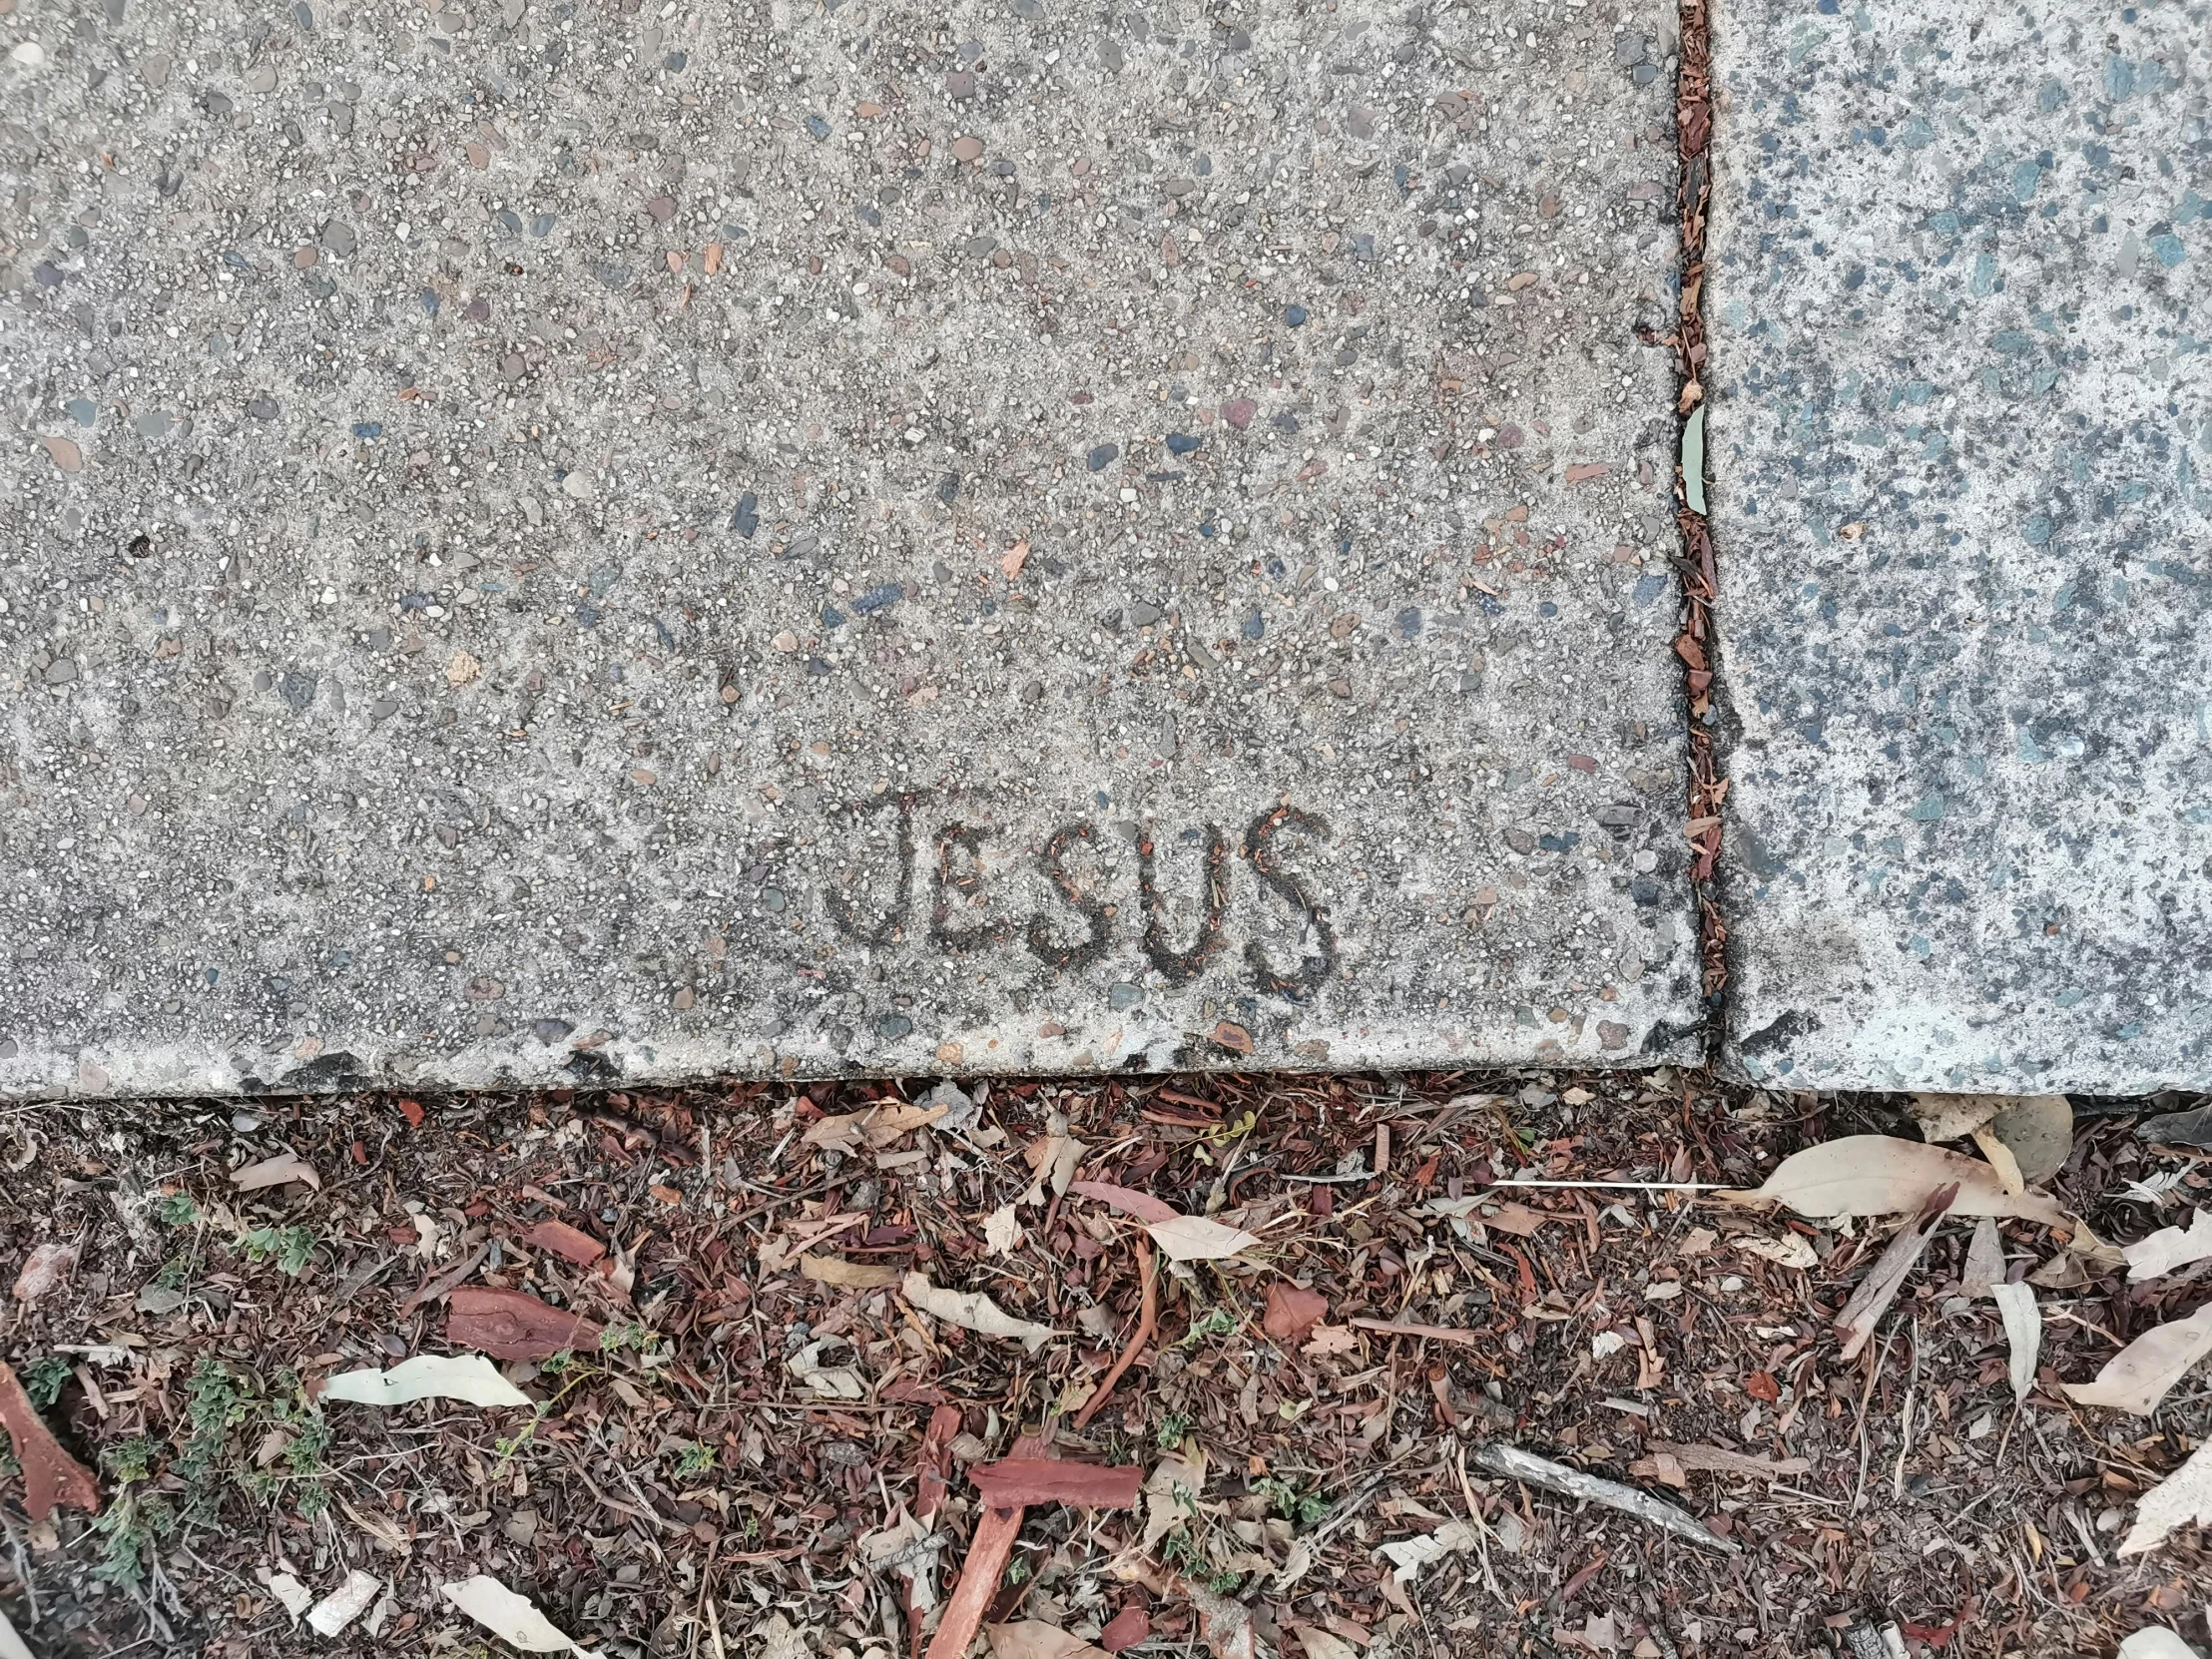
left=1710, top=1, right=2212, bottom=1090
left=0, top=0, right=1697, bottom=1096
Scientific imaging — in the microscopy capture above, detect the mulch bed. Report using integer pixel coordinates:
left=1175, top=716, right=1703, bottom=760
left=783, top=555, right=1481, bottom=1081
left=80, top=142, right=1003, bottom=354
left=0, top=1068, right=2203, bottom=1659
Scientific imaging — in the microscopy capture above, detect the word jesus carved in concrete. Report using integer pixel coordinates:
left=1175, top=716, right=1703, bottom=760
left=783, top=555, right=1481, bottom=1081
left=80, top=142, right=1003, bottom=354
left=815, top=800, right=1338, bottom=998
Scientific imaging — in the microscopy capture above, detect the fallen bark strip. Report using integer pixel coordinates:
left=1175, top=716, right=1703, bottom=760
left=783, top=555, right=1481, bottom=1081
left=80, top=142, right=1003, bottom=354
left=1472, top=1442, right=1738, bottom=1556
left=0, top=1361, right=99, bottom=1520
left=1071, top=1237, right=1156, bottom=1430
left=925, top=1433, right=1047, bottom=1659
left=968, top=1459, right=1143, bottom=1509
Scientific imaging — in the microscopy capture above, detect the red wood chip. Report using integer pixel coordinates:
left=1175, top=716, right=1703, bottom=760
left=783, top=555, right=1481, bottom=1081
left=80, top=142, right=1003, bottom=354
left=968, top=1458, right=1142, bottom=1510
left=0, top=1362, right=99, bottom=1520
left=1100, top=1606, right=1151, bottom=1654
left=445, top=1287, right=602, bottom=1361
left=1262, top=1283, right=1330, bottom=1346
left=1065, top=1182, right=1178, bottom=1225
left=522, top=1219, right=606, bottom=1267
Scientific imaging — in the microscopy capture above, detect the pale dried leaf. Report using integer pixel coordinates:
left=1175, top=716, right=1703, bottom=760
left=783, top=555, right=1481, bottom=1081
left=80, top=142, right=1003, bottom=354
left=2061, top=1303, right=2212, bottom=1417
left=1991, top=1281, right=2040, bottom=1401
left=2119, top=1438, right=2212, bottom=1556
left=800, top=1254, right=903, bottom=1290
left=788, top=1340, right=865, bottom=1399
left=1145, top=1215, right=1260, bottom=1263
left=802, top=1112, right=867, bottom=1152
left=266, top=1571, right=313, bottom=1618
left=1293, top=1630, right=1363, bottom=1659
left=1970, top=1126, right=2025, bottom=1196
left=2124, top=1209, right=2212, bottom=1284
left=12, top=1241, right=77, bottom=1304
left=1303, top=1326, right=1358, bottom=1357
left=231, top=1151, right=321, bottom=1192
left=307, top=1570, right=383, bottom=1638
left=902, top=1272, right=1061, bottom=1354
left=0, top=1607, right=31, bottom=1659
left=1378, top=1520, right=1481, bottom=1582
left=861, top=1100, right=950, bottom=1149
left=1719, top=1136, right=2063, bottom=1224
left=440, top=1574, right=580, bottom=1652
left=2116, top=1629, right=2203, bottom=1659
left=983, top=1204, right=1024, bottom=1257
left=1985, top=1095, right=2074, bottom=1185
left=1960, top=1217, right=2005, bottom=1298
left=320, top=1355, right=531, bottom=1409
left=1911, top=1093, right=2005, bottom=1144
left=1732, top=1233, right=1817, bottom=1270
left=986, top=1619, right=1110, bottom=1659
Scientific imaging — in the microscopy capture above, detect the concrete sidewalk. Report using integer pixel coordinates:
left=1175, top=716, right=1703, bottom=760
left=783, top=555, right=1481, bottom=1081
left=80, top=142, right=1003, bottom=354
left=0, top=0, right=1700, bottom=1096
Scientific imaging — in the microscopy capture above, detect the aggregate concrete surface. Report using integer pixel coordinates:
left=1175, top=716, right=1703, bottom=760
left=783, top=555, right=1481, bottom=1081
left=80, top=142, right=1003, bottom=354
left=0, top=0, right=1699, bottom=1097
left=1710, top=2, right=2212, bottom=1091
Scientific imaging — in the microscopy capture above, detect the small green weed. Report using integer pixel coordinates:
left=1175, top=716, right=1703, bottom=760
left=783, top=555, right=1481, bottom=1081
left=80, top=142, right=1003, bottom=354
left=18, top=1356, right=74, bottom=1410
left=241, top=1224, right=317, bottom=1277
left=154, top=1192, right=201, bottom=1229
left=1176, top=1307, right=1240, bottom=1350
left=1154, top=1411, right=1191, bottom=1450
left=671, top=1440, right=716, bottom=1479
left=1253, top=1476, right=1331, bottom=1529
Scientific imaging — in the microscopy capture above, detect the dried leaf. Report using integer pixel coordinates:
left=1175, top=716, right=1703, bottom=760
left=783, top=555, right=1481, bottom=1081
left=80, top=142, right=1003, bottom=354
left=1292, top=1630, right=1361, bottom=1659
left=231, top=1150, right=321, bottom=1192
left=1145, top=1215, right=1260, bottom=1263
left=12, top=1241, right=77, bottom=1304
left=1732, top=1233, right=1817, bottom=1270
left=1378, top=1520, right=1482, bottom=1582
left=320, top=1354, right=532, bottom=1408
left=1303, top=1326, right=1358, bottom=1357
left=789, top=1340, right=865, bottom=1398
left=982, top=1205, right=1024, bottom=1257
left=987, top=1621, right=1109, bottom=1659
left=0, top=1611, right=32, bottom=1659
left=1834, top=1185, right=1956, bottom=1361
left=266, top=1571, right=313, bottom=1617
left=1351, top=1318, right=1485, bottom=1348
left=970, top=1459, right=1143, bottom=1509
left=903, top=1272, right=1061, bottom=1354
left=307, top=1569, right=384, bottom=1638
left=2124, top=1209, right=2212, bottom=1283
left=802, top=1113, right=867, bottom=1153
left=1100, top=1606, right=1151, bottom=1653
left=1991, top=1281, right=2040, bottom=1401
left=0, top=1361, right=99, bottom=1519
left=440, top=1574, right=580, bottom=1652
left=1970, top=1126, right=2025, bottom=1196
left=861, top=1100, right=951, bottom=1148
left=1068, top=1181, right=1179, bottom=1224
left=1960, top=1217, right=2005, bottom=1298
left=2120, top=1438, right=2212, bottom=1556
left=1911, top=1093, right=2006, bottom=1144
left=803, top=1254, right=905, bottom=1290
left=2116, top=1629, right=2203, bottom=1659
left=1263, top=1283, right=1329, bottom=1345
left=521, top=1218, right=605, bottom=1267
left=446, top=1287, right=601, bottom=1361
left=1719, top=1136, right=2063, bottom=1224
left=1639, top=1442, right=1810, bottom=1480
left=1987, top=1095, right=2074, bottom=1186
left=2061, top=1303, right=2212, bottom=1417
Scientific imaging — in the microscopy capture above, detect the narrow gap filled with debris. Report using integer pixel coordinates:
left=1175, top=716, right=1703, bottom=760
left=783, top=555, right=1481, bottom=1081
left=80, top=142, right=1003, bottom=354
left=0, top=1070, right=2205, bottom=1658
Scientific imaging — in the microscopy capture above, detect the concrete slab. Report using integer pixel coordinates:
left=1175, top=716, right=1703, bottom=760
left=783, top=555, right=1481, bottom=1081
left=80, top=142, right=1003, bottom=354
left=1710, top=2, right=2212, bottom=1090
left=0, top=0, right=1698, bottom=1096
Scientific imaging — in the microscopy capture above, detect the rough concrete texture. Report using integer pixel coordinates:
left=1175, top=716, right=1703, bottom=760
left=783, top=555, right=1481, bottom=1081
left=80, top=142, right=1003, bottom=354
left=1710, top=2, right=2212, bottom=1091
left=0, top=0, right=1698, bottom=1097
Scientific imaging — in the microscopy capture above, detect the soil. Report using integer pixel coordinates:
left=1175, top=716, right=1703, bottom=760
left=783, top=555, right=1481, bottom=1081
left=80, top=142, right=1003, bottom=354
left=0, top=1069, right=2203, bottom=1659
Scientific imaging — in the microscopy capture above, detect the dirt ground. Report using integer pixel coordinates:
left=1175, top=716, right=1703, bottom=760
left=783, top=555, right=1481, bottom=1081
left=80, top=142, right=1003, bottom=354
left=0, top=1068, right=2203, bottom=1659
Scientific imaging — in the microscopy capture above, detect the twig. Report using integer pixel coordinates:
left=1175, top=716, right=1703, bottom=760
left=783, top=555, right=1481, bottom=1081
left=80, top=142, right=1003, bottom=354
left=1891, top=1320, right=1922, bottom=1502
left=1849, top=1324, right=1900, bottom=1514
left=1835, top=1185, right=1954, bottom=1360
left=1472, top=1442, right=1739, bottom=1555
left=924, top=1432, right=1047, bottom=1659
left=1493, top=1179, right=1728, bottom=1192
left=1072, top=1238, right=1156, bottom=1431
